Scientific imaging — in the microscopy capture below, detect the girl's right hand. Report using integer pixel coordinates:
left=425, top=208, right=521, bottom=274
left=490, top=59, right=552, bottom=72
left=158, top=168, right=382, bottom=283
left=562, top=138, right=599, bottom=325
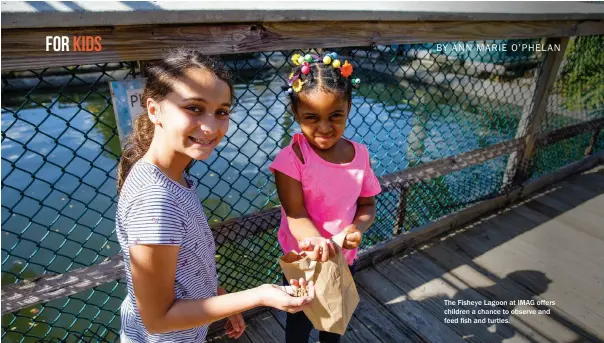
left=257, top=279, right=315, bottom=313
left=298, top=237, right=337, bottom=261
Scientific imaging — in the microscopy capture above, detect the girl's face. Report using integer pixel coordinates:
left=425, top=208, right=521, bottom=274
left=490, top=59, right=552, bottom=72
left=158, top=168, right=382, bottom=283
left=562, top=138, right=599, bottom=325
left=148, top=68, right=232, bottom=161
left=293, top=90, right=351, bottom=150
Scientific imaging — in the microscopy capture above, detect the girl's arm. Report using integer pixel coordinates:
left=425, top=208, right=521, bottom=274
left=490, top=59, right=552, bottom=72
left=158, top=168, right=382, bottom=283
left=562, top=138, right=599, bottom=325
left=342, top=196, right=377, bottom=249
left=274, top=171, right=336, bottom=261
left=352, top=196, right=377, bottom=233
left=129, top=244, right=312, bottom=334
left=274, top=171, right=321, bottom=240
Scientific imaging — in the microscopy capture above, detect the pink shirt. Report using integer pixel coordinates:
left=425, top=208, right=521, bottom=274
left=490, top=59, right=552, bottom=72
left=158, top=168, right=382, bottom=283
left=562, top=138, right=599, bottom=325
left=269, top=133, right=382, bottom=265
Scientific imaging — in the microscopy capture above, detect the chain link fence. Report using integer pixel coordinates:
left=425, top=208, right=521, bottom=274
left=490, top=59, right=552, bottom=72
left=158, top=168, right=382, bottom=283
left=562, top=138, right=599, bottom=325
left=2, top=35, right=603, bottom=342
left=529, top=35, right=604, bottom=179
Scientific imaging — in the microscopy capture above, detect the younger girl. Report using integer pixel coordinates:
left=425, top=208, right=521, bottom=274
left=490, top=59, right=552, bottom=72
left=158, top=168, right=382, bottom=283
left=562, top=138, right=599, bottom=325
left=270, top=52, right=382, bottom=343
left=115, top=48, right=314, bottom=343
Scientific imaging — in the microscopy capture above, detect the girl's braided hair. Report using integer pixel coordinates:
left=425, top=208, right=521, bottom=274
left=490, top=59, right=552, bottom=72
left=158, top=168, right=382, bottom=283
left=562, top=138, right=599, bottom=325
left=283, top=52, right=360, bottom=110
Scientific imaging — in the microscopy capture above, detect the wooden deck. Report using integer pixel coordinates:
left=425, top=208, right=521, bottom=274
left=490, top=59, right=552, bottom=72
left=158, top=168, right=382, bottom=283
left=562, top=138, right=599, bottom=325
left=210, top=166, right=604, bottom=343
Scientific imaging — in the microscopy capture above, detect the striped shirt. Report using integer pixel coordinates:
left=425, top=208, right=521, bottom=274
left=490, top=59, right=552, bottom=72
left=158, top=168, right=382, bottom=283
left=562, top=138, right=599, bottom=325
left=115, top=161, right=217, bottom=343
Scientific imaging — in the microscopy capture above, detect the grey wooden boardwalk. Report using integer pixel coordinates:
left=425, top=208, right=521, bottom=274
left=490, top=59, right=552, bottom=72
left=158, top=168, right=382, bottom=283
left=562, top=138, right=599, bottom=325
left=206, top=166, right=604, bottom=343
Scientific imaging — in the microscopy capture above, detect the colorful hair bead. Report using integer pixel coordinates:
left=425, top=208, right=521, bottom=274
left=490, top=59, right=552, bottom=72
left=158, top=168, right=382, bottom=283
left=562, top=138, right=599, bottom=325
left=291, top=54, right=302, bottom=66
left=340, top=60, right=353, bottom=77
left=287, top=51, right=359, bottom=95
left=292, top=79, right=305, bottom=92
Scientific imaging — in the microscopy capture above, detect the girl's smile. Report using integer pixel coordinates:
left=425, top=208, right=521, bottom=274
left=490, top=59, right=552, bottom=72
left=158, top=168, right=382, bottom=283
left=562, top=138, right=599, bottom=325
left=189, top=136, right=217, bottom=146
left=293, top=90, right=351, bottom=151
left=152, top=68, right=232, bottom=162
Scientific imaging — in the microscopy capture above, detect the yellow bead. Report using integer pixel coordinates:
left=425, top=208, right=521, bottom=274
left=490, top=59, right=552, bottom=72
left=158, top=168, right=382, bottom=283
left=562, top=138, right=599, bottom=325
left=297, top=56, right=305, bottom=65
left=332, top=59, right=341, bottom=68
left=323, top=56, right=332, bottom=64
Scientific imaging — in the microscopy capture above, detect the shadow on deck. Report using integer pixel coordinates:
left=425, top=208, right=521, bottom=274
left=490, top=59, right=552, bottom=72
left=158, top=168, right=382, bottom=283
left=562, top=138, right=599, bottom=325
left=207, top=166, right=604, bottom=343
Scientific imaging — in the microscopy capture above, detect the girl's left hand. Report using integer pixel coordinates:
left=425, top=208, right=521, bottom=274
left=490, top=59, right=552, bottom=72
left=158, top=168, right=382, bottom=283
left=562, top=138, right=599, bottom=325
left=342, top=224, right=363, bottom=249
left=225, top=312, right=246, bottom=339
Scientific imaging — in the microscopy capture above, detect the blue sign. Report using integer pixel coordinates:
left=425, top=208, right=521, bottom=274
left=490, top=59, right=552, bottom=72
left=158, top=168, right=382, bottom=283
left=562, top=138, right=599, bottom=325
left=108, top=78, right=146, bottom=146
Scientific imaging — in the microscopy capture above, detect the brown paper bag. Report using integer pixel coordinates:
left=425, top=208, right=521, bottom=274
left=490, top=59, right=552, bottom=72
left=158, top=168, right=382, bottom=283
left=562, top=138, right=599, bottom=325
left=278, top=233, right=359, bottom=335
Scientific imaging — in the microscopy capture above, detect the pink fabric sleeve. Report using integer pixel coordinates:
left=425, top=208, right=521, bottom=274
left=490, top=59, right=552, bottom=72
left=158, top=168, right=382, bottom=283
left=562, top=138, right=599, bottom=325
left=360, top=145, right=382, bottom=197
left=269, top=146, right=303, bottom=181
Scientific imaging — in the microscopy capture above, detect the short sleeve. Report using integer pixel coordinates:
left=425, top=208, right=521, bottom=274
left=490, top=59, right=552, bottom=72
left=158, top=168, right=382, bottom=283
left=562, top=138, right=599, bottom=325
left=125, top=185, right=186, bottom=246
left=269, top=146, right=302, bottom=181
left=360, top=145, right=382, bottom=197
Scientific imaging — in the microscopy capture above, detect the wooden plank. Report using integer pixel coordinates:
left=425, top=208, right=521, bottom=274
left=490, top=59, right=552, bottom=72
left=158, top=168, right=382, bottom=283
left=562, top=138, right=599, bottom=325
left=212, top=207, right=280, bottom=245
left=207, top=308, right=270, bottom=338
left=562, top=169, right=604, bottom=195
left=244, top=311, right=286, bottom=343
left=352, top=286, right=426, bottom=343
left=419, top=240, right=588, bottom=342
left=585, top=129, right=602, bottom=156
left=204, top=329, right=253, bottom=343
left=355, top=186, right=522, bottom=271
left=511, top=37, right=570, bottom=186
left=535, top=117, right=604, bottom=147
left=373, top=252, right=524, bottom=342
left=520, top=150, right=604, bottom=197
left=271, top=303, right=383, bottom=343
left=528, top=193, right=604, bottom=241
left=339, top=317, right=384, bottom=343
left=448, top=211, right=604, bottom=339
left=273, top=284, right=427, bottom=343
left=355, top=267, right=466, bottom=343
left=575, top=20, right=604, bottom=36
left=399, top=253, right=545, bottom=343
left=271, top=309, right=320, bottom=343
left=4, top=2, right=604, bottom=30
left=392, top=185, right=409, bottom=235
left=357, top=150, right=604, bottom=271
left=380, top=138, right=524, bottom=191
left=381, top=116, right=602, bottom=192
left=501, top=48, right=542, bottom=189
left=3, top=20, right=603, bottom=71
left=0, top=254, right=124, bottom=315
left=506, top=206, right=604, bottom=291
left=502, top=205, right=603, bottom=292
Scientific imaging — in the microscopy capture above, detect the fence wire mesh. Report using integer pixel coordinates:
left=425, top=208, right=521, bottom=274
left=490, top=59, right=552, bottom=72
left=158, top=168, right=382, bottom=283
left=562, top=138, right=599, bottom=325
left=526, top=35, right=604, bottom=179
left=2, top=36, right=603, bottom=342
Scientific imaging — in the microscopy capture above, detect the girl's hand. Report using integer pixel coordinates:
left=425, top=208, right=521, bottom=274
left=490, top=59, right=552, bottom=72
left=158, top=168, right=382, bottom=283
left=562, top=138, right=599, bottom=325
left=218, top=286, right=246, bottom=339
left=298, top=237, right=337, bottom=261
left=257, top=279, right=315, bottom=313
left=224, top=312, right=245, bottom=339
left=342, top=224, right=363, bottom=249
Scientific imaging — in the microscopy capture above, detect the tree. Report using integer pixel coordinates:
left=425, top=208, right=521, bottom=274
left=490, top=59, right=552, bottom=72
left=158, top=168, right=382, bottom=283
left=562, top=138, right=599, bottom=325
left=556, top=35, right=604, bottom=112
